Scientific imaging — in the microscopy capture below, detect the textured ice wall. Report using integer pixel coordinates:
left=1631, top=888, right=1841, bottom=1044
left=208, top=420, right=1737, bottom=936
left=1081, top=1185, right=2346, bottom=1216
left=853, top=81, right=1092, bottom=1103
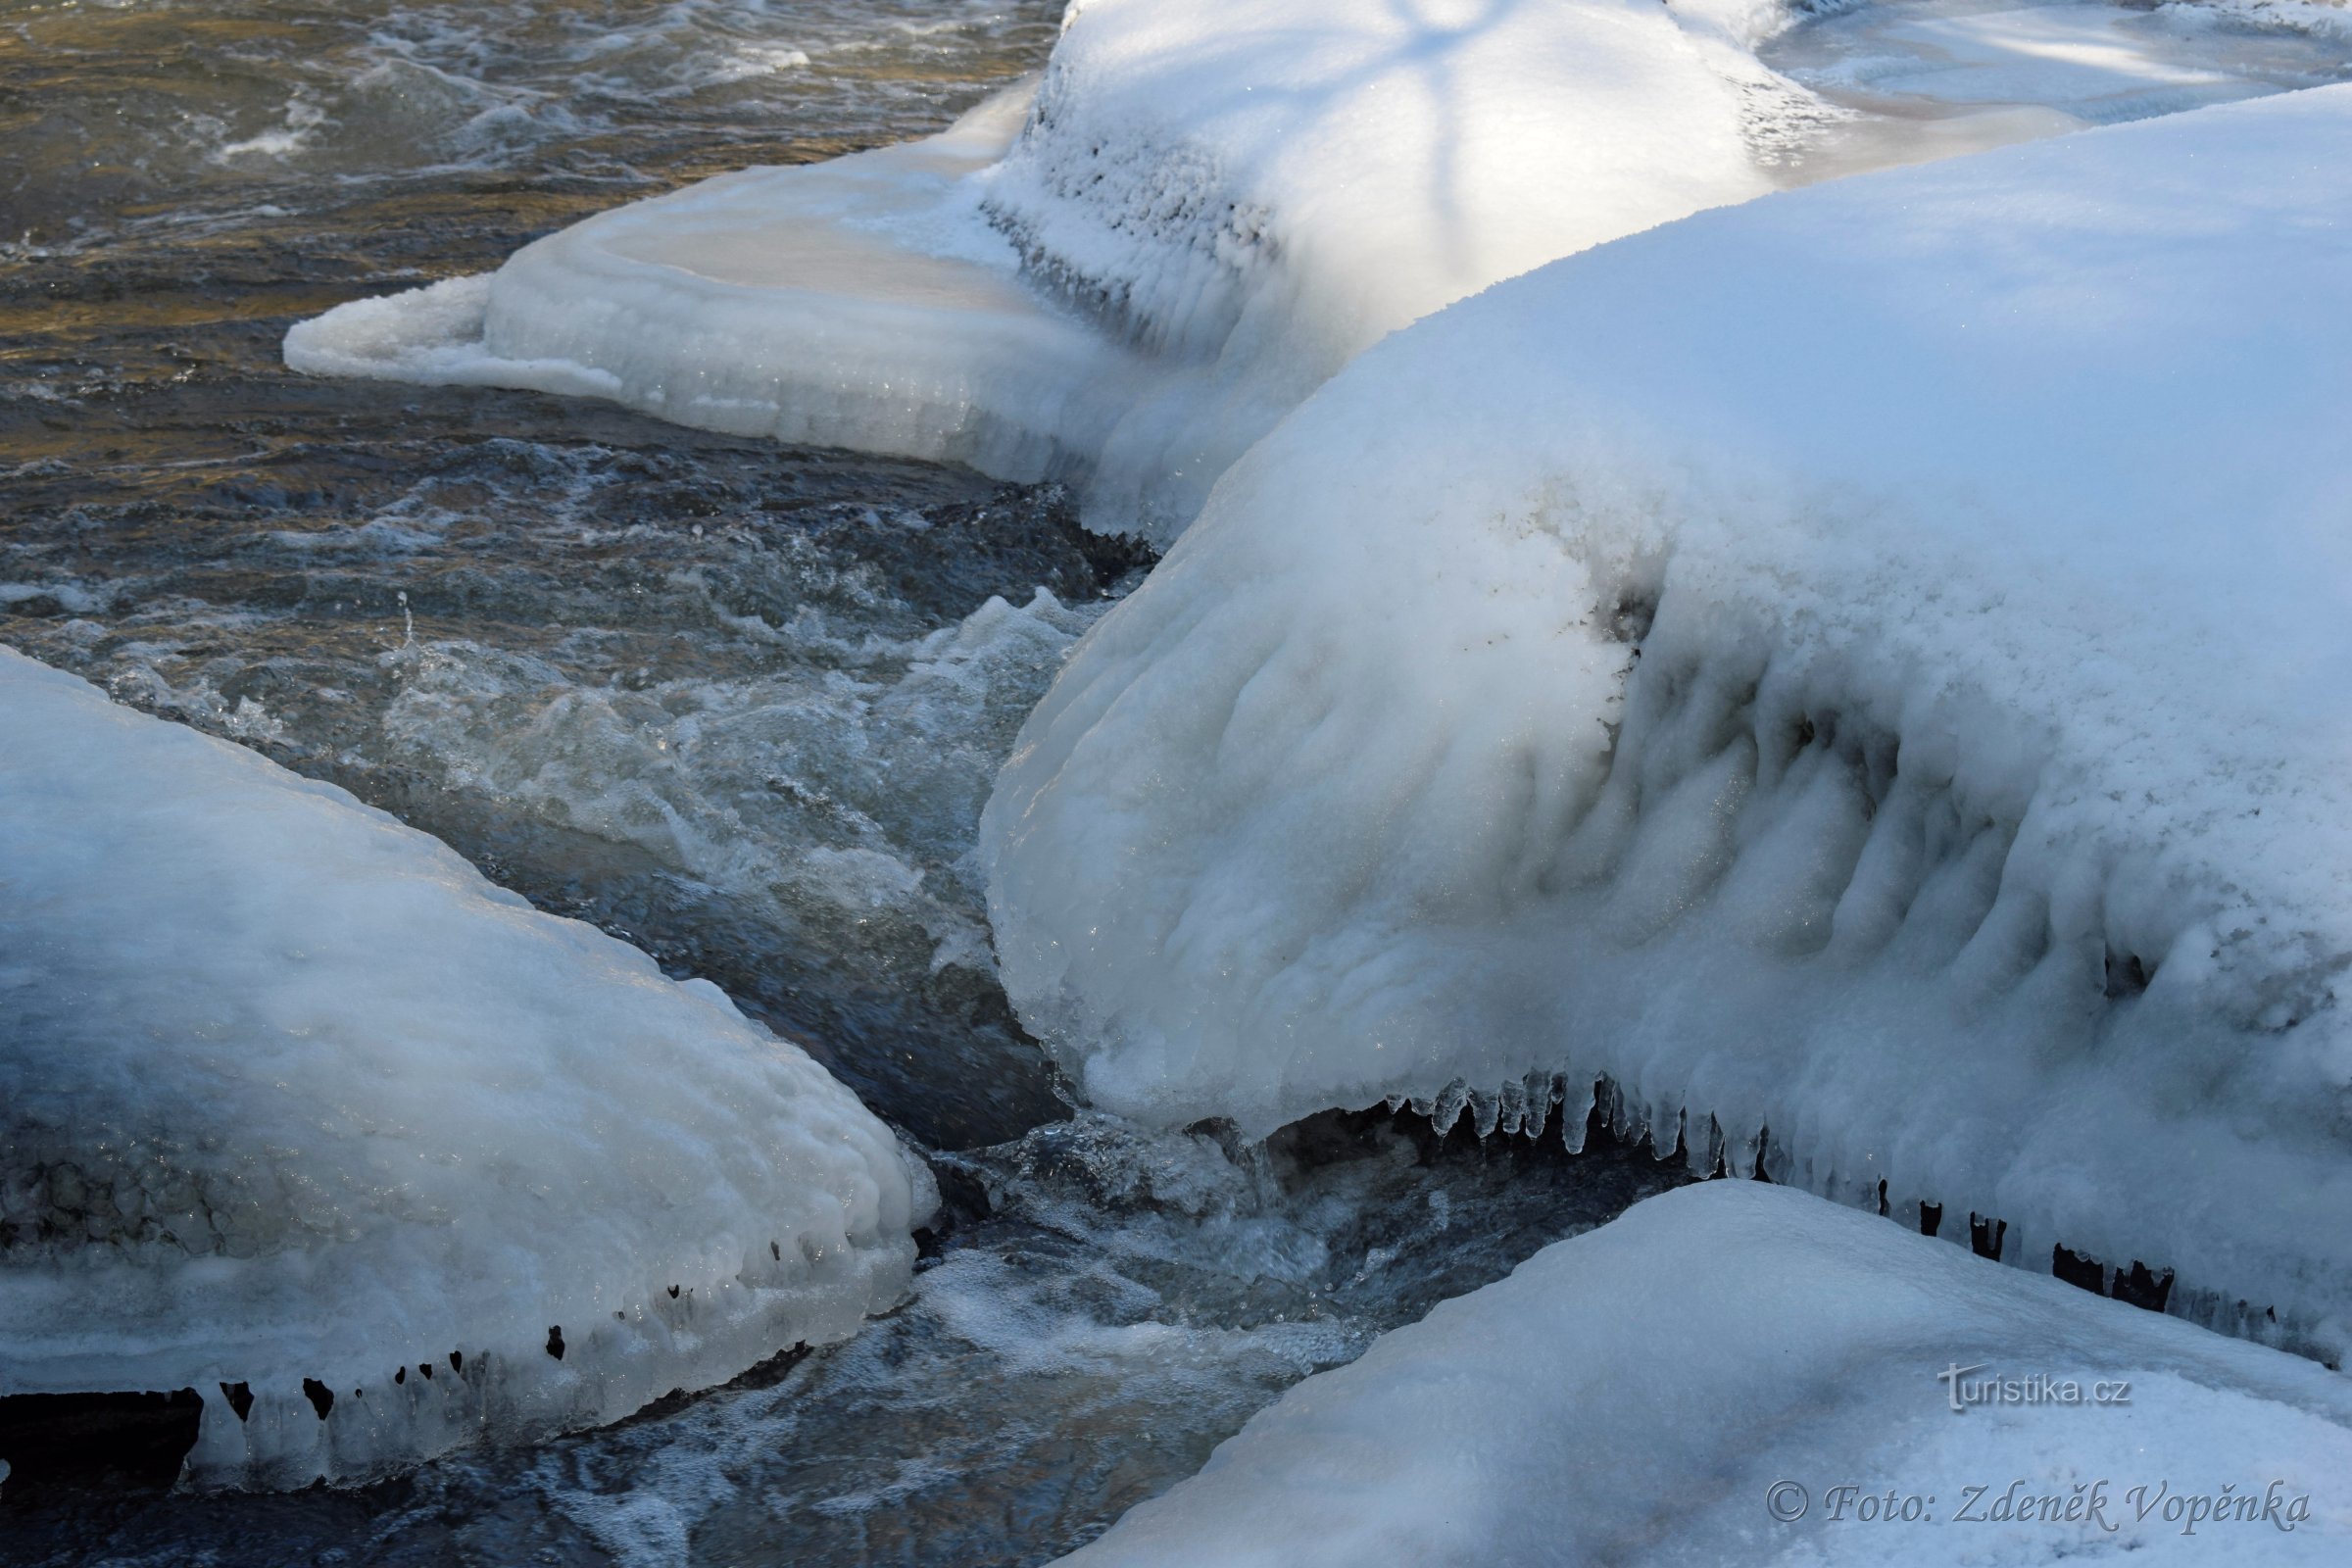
left=965, top=0, right=1801, bottom=532
left=0, top=649, right=930, bottom=1487
left=289, top=0, right=1800, bottom=541
left=1056, top=1183, right=2352, bottom=1567
left=982, top=87, right=2352, bottom=1343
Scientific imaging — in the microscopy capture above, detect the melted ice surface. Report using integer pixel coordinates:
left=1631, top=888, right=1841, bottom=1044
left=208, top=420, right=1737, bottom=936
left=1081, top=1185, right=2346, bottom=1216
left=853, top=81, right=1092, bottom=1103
left=0, top=649, right=926, bottom=1487
left=1057, top=1183, right=2352, bottom=1568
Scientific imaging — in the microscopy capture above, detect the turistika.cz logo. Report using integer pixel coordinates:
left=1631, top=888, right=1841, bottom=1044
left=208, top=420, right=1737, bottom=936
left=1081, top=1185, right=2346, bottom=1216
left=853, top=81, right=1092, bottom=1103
left=1937, top=1363, right=2132, bottom=1413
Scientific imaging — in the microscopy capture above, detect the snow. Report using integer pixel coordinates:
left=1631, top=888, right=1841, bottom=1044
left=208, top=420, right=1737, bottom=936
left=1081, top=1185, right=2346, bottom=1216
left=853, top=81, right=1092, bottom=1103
left=980, top=85, right=2352, bottom=1347
left=288, top=0, right=1808, bottom=541
left=0, top=648, right=931, bottom=1488
left=1054, top=1182, right=2352, bottom=1567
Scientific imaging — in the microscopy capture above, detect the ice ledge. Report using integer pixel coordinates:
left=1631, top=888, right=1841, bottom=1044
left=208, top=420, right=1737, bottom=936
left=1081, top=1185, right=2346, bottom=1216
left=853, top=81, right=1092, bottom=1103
left=0, top=649, right=930, bottom=1486
left=980, top=85, right=2352, bottom=1345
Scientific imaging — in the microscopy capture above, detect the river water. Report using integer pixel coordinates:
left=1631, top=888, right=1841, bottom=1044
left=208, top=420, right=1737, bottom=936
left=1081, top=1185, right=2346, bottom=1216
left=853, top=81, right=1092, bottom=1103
left=6, top=1, right=2350, bottom=1563
left=0, top=3, right=1690, bottom=1563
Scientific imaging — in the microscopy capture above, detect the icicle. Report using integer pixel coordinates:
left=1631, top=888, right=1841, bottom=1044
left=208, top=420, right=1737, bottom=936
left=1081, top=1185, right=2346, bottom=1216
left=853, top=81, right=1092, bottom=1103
left=1430, top=1078, right=1471, bottom=1137
left=1522, top=1070, right=1561, bottom=1141
left=1469, top=1087, right=1501, bottom=1141
left=1601, top=1078, right=1640, bottom=1146
left=1648, top=1090, right=1687, bottom=1163
left=1560, top=1076, right=1597, bottom=1154
left=1686, top=1113, right=1723, bottom=1178
left=1725, top=1117, right=1764, bottom=1180
left=1494, top=1078, right=1527, bottom=1137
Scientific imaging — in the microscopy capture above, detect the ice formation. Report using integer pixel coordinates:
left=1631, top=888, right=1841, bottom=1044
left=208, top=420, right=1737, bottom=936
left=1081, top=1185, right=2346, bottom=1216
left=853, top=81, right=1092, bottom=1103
left=287, top=0, right=1813, bottom=540
left=1765, top=0, right=2352, bottom=176
left=1056, top=1182, right=2352, bottom=1567
left=0, top=649, right=931, bottom=1487
left=981, top=86, right=2352, bottom=1346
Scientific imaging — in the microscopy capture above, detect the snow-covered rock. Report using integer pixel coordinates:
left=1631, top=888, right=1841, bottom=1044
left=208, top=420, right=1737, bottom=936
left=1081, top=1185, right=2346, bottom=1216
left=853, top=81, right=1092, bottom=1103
left=981, top=85, right=2352, bottom=1346
left=0, top=649, right=931, bottom=1487
left=288, top=0, right=1812, bottom=541
left=1055, top=1182, right=2352, bottom=1567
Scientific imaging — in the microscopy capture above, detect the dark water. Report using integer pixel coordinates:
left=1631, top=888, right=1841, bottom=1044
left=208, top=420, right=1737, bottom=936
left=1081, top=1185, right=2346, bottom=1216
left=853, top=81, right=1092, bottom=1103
left=1, top=2, right=1698, bottom=1563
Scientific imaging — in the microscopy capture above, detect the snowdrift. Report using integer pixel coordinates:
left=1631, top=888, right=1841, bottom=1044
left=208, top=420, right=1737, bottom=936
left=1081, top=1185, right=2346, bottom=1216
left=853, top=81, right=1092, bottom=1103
left=1056, top=1182, right=2352, bottom=1567
left=0, top=650, right=930, bottom=1487
left=287, top=0, right=1809, bottom=541
left=981, top=86, right=2352, bottom=1347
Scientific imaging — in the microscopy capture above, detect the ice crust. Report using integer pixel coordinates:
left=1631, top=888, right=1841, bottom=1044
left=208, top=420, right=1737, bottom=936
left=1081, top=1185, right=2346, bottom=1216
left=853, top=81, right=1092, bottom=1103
left=981, top=87, right=2352, bottom=1344
left=1055, top=1182, right=2352, bottom=1567
left=0, top=649, right=930, bottom=1487
left=287, top=0, right=1804, bottom=541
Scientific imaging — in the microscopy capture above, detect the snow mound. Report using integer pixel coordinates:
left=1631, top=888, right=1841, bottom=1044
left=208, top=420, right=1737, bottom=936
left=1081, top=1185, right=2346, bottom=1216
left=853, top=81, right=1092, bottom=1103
left=981, top=87, right=2352, bottom=1345
left=0, top=649, right=931, bottom=1488
left=1056, top=1182, right=2352, bottom=1567
left=288, top=0, right=1805, bottom=541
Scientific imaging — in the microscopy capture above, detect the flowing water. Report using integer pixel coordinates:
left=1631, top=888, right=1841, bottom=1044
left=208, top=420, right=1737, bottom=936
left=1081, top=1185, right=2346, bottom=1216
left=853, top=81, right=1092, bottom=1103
left=0, top=2, right=1691, bottom=1562
left=7, top=1, right=2347, bottom=1562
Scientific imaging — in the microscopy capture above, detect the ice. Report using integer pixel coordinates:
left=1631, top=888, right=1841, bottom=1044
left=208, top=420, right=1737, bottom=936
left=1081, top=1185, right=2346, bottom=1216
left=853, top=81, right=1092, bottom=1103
left=981, top=87, right=2352, bottom=1345
left=1763, top=0, right=2352, bottom=176
left=0, top=648, right=930, bottom=1488
left=288, top=0, right=1807, bottom=541
left=1055, top=1182, right=2352, bottom=1566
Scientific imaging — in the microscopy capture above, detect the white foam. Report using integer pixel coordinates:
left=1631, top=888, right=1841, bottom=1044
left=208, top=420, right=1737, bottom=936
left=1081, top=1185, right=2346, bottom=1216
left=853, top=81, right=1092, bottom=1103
left=378, top=586, right=1103, bottom=977
left=0, top=648, right=931, bottom=1487
left=980, top=86, right=2352, bottom=1343
left=1057, top=1183, right=2352, bottom=1566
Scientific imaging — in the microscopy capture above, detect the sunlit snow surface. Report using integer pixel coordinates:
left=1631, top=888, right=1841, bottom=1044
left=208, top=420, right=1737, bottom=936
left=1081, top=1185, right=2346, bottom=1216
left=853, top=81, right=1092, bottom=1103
left=1057, top=1183, right=2352, bottom=1568
left=981, top=85, right=2352, bottom=1350
left=0, top=650, right=927, bottom=1487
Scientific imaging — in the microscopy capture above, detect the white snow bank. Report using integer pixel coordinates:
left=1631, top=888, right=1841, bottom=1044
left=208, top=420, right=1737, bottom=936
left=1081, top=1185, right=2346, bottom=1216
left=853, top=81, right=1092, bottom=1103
left=981, top=86, right=2352, bottom=1345
left=1056, top=1183, right=2352, bottom=1567
left=289, top=0, right=1806, bottom=541
left=0, top=648, right=930, bottom=1488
